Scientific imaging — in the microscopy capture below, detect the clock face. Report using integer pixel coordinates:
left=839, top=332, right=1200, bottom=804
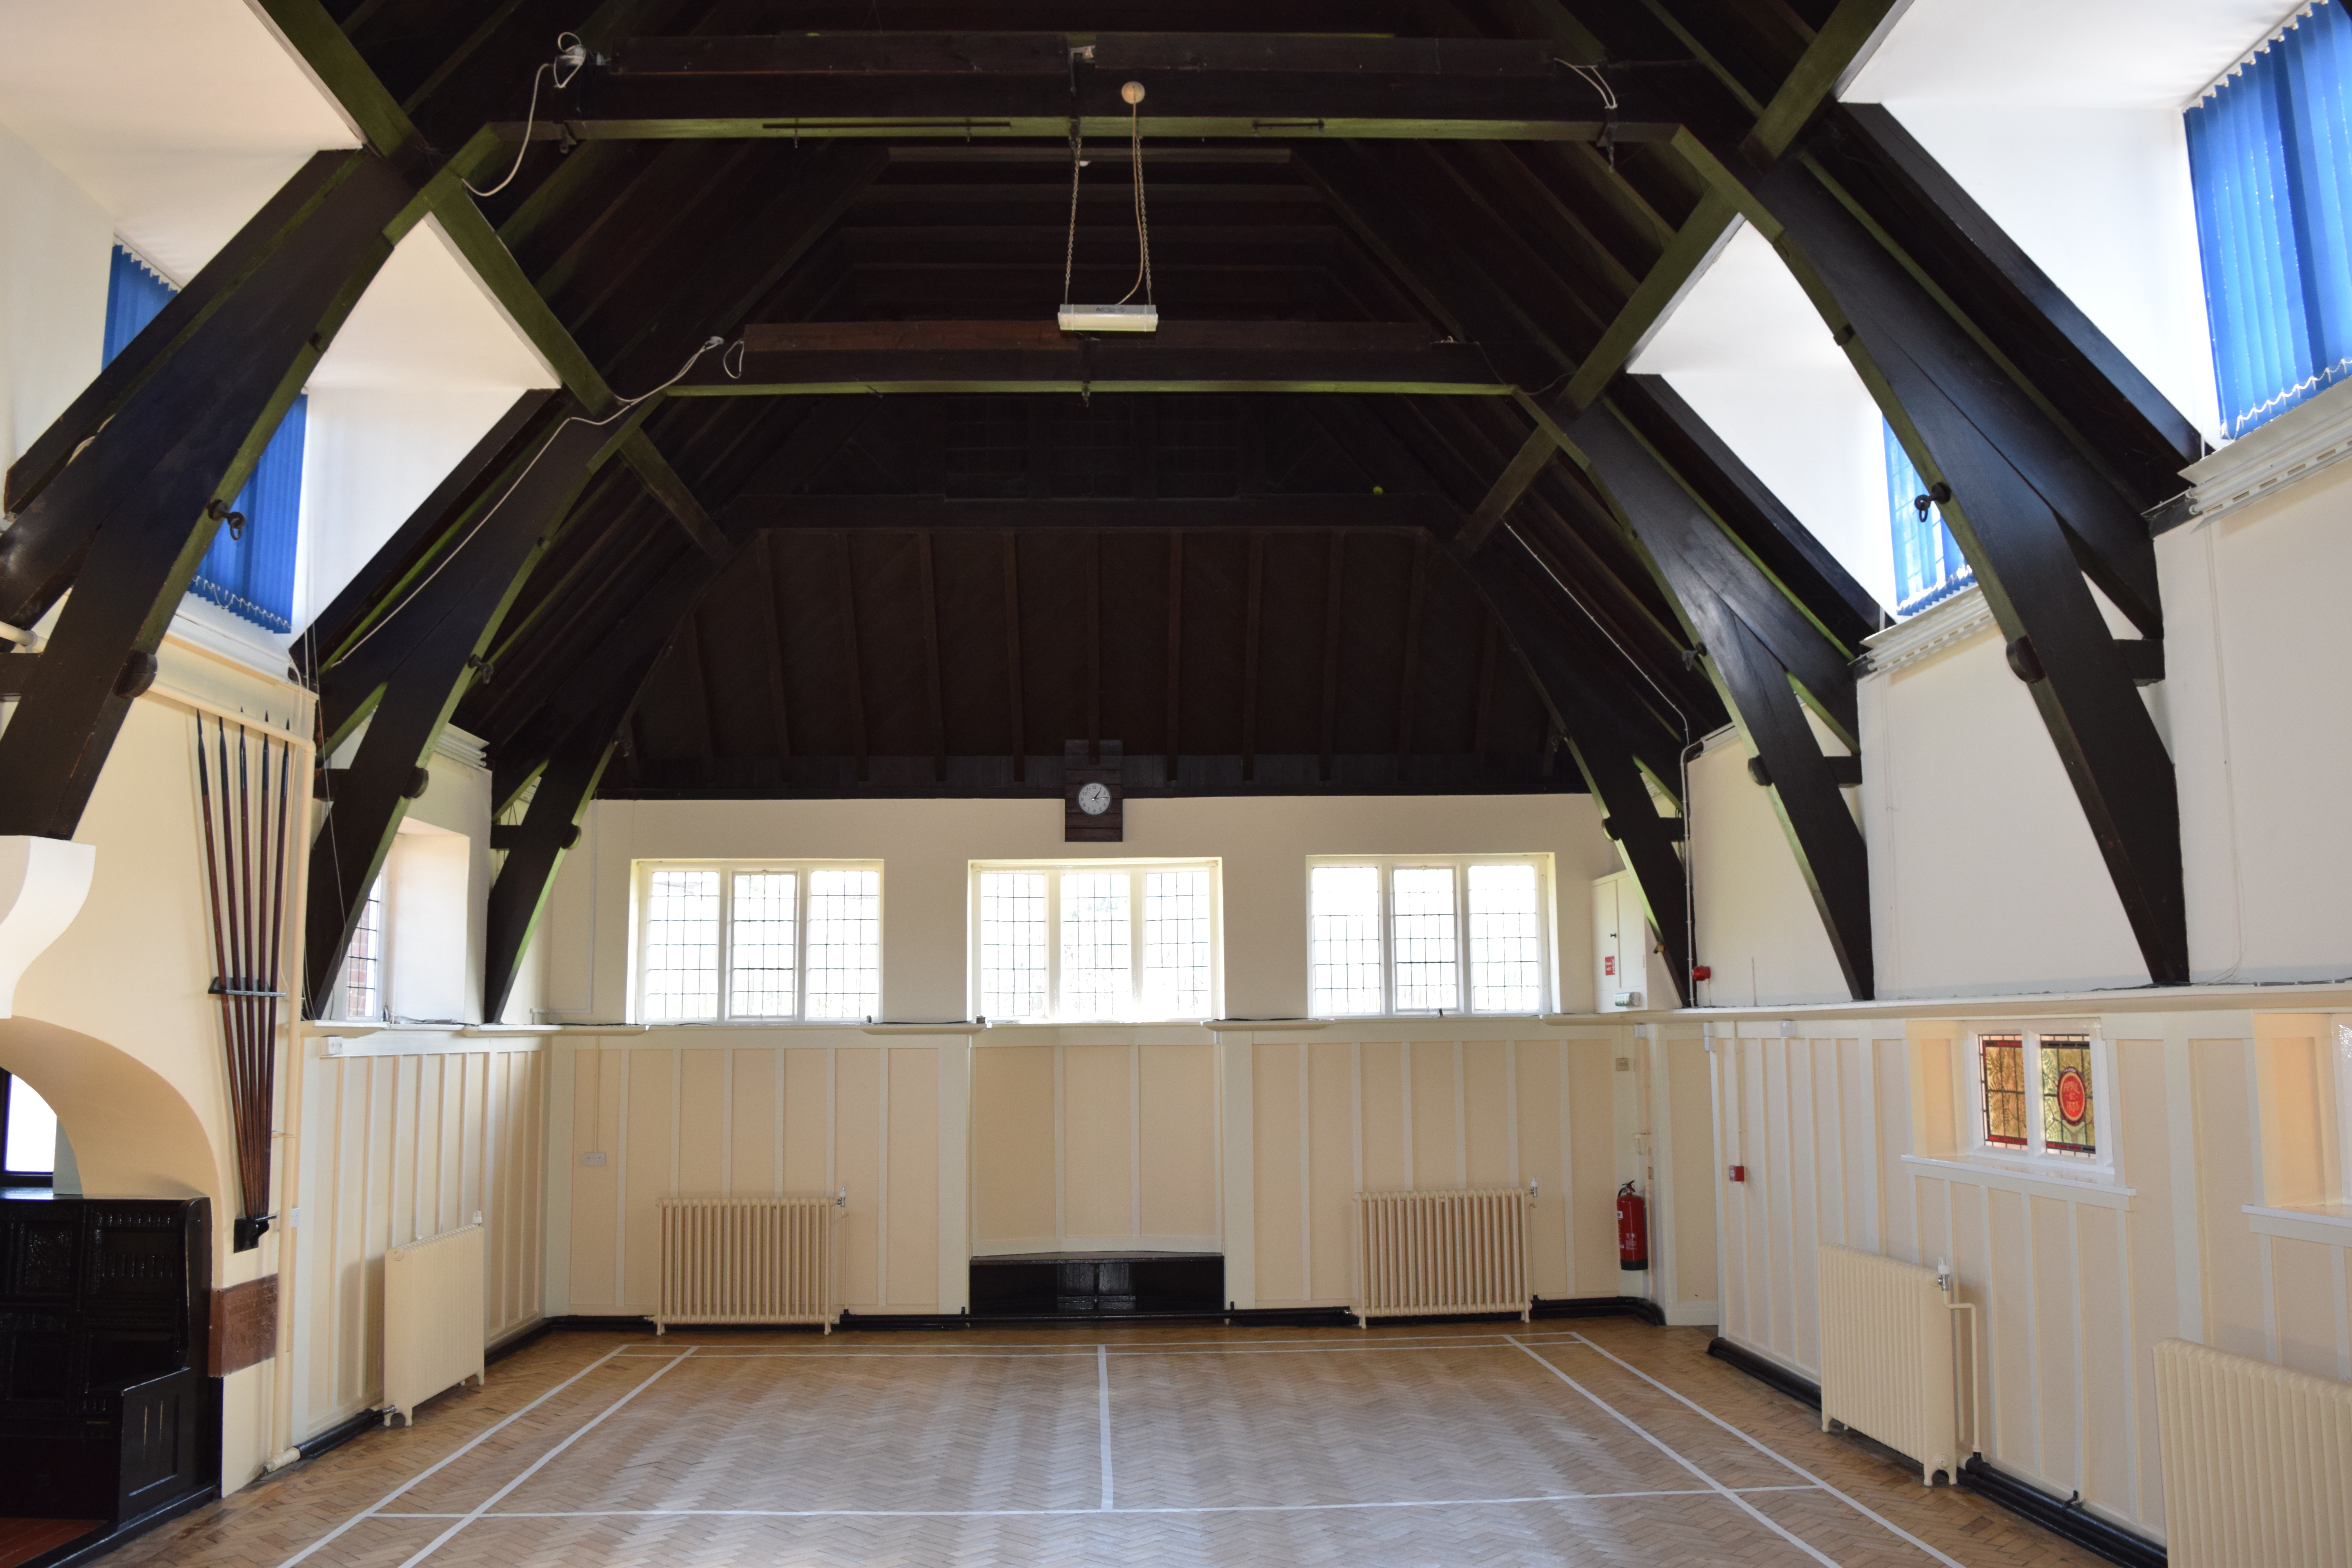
left=1077, top=781, right=1112, bottom=816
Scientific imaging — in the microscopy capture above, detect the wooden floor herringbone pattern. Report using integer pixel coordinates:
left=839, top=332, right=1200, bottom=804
left=97, top=1319, right=2120, bottom=1568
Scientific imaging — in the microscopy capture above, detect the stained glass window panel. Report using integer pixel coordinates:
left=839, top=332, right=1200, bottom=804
left=1980, top=1034, right=2027, bottom=1147
left=2039, top=1034, right=2096, bottom=1155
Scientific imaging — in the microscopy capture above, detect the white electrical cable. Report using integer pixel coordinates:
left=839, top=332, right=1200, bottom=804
left=465, top=33, right=586, bottom=200
left=1559, top=60, right=1618, bottom=111
left=1115, top=94, right=1154, bottom=307
left=334, top=336, right=729, bottom=664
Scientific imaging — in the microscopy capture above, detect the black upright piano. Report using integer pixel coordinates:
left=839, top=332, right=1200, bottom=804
left=0, top=1195, right=214, bottom=1541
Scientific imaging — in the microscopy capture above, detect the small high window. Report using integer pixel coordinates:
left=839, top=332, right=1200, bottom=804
left=969, top=862, right=1218, bottom=1024
left=1307, top=857, right=1552, bottom=1018
left=638, top=864, right=881, bottom=1024
left=339, top=875, right=388, bottom=1022
left=1884, top=421, right=1973, bottom=617
left=2187, top=4, right=2352, bottom=437
left=1969, top=1028, right=2103, bottom=1163
left=103, top=243, right=305, bottom=632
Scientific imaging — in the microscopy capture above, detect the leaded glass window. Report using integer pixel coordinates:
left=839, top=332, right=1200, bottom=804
left=1980, top=1034, right=2028, bottom=1147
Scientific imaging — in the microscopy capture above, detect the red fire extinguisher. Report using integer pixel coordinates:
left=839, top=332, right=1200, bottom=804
left=1616, top=1181, right=1650, bottom=1273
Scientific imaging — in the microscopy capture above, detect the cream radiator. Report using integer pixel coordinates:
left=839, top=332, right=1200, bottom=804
left=656, top=1197, right=837, bottom=1333
left=2155, top=1338, right=2352, bottom=1568
left=1817, top=1244, right=1969, bottom=1484
left=383, top=1223, right=485, bottom=1426
left=1352, top=1188, right=1530, bottom=1325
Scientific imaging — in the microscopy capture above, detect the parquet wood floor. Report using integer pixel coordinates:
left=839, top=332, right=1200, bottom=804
left=98, top=1319, right=2121, bottom=1567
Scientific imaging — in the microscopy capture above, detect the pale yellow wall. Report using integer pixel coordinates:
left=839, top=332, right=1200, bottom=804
left=541, top=793, right=1618, bottom=1024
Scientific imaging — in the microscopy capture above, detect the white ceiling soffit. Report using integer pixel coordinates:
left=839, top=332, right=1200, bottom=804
left=311, top=216, right=559, bottom=392
left=1629, top=224, right=1898, bottom=614
left=1838, top=0, right=2274, bottom=448
left=0, top=0, right=358, bottom=282
left=1844, top=0, right=2299, bottom=108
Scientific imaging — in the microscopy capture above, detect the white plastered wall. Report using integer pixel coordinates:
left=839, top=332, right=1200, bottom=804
left=1685, top=729, right=1854, bottom=1009
left=2157, top=460, right=2352, bottom=984
left=0, top=118, right=109, bottom=480
left=1857, top=597, right=2147, bottom=998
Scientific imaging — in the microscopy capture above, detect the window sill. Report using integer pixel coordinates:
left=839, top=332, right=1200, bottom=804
left=2243, top=1203, right=2352, bottom=1246
left=1900, top=1153, right=2133, bottom=1208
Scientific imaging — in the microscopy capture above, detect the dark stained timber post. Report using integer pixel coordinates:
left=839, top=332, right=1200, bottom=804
left=1564, top=394, right=1872, bottom=998
left=481, top=657, right=653, bottom=1023
left=0, top=152, right=412, bottom=842
left=1752, top=152, right=2188, bottom=984
left=303, top=408, right=616, bottom=1016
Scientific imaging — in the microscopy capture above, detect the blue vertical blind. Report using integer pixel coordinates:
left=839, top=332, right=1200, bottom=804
left=1884, top=421, right=1972, bottom=616
left=2187, top=0, right=2352, bottom=438
left=101, top=245, right=304, bottom=632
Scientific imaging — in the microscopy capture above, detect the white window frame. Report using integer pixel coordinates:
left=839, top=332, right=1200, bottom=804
left=632, top=860, right=884, bottom=1024
left=1305, top=854, right=1556, bottom=1019
left=1962, top=1025, right=2115, bottom=1178
left=967, top=859, right=1222, bottom=1024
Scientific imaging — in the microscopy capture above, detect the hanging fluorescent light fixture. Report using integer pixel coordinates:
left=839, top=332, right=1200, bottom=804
left=1058, top=81, right=1158, bottom=332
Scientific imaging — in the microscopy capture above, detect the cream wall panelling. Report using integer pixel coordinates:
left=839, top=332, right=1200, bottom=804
left=287, top=1043, right=544, bottom=1443
left=1243, top=1027, right=1644, bottom=1312
left=552, top=1035, right=956, bottom=1318
left=969, top=1031, right=1222, bottom=1256
left=1704, top=1009, right=2352, bottom=1545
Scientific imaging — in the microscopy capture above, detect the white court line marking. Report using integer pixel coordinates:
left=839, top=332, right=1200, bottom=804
left=274, top=1344, right=642, bottom=1568
left=611, top=1327, right=1591, bottom=1354
left=1508, top=1336, right=1844, bottom=1568
left=1097, top=1343, right=1114, bottom=1510
left=374, top=1485, right=1823, bottom=1520
left=605, top=1338, right=1594, bottom=1361
left=390, top=1348, right=697, bottom=1568
left=1566, top=1334, right=1970, bottom=1568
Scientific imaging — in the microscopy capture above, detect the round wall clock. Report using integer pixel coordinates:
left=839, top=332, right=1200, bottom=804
left=1077, top=781, right=1112, bottom=816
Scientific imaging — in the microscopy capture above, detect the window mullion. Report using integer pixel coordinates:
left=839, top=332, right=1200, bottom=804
left=1046, top=871, right=1062, bottom=1024
left=717, top=866, right=734, bottom=1021
left=793, top=866, right=810, bottom=1023
left=1381, top=864, right=1395, bottom=1016
left=2024, top=1031, right=2045, bottom=1157
left=1129, top=867, right=1147, bottom=1019
left=1456, top=863, right=1471, bottom=1014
